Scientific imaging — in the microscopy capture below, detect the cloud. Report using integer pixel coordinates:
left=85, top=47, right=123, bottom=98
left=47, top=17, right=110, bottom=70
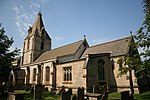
left=54, top=36, right=64, bottom=41
left=13, top=0, right=50, bottom=37
left=13, top=0, right=62, bottom=38
left=13, top=5, right=32, bottom=37
left=92, top=38, right=109, bottom=45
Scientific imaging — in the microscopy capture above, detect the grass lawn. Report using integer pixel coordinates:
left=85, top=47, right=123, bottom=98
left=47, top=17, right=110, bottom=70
left=108, top=91, right=150, bottom=100
left=14, top=90, right=61, bottom=100
left=14, top=90, right=150, bottom=100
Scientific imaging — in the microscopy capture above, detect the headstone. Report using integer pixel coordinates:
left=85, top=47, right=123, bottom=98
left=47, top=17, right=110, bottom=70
left=57, top=86, right=66, bottom=95
left=25, top=84, right=31, bottom=91
left=8, top=84, right=14, bottom=92
left=33, top=84, right=42, bottom=100
left=0, top=85, right=3, bottom=92
left=101, top=92, right=108, bottom=100
left=8, top=92, right=24, bottom=100
left=72, top=94, right=76, bottom=100
left=44, top=87, right=48, bottom=92
left=61, top=91, right=67, bottom=100
left=77, top=87, right=84, bottom=100
left=61, top=89, right=72, bottom=100
left=31, top=86, right=34, bottom=93
left=68, top=88, right=72, bottom=95
left=121, top=91, right=130, bottom=100
left=0, top=92, right=8, bottom=100
left=61, top=85, right=65, bottom=92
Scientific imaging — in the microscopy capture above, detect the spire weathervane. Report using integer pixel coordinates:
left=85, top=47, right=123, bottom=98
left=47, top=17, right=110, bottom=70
left=84, top=35, right=86, bottom=39
left=130, top=31, right=133, bottom=37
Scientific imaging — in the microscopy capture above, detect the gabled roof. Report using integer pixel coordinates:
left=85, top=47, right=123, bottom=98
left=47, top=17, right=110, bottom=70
left=35, top=40, right=85, bottom=63
left=81, top=36, right=132, bottom=58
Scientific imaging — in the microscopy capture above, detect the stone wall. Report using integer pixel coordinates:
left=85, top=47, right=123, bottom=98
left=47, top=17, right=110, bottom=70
left=112, top=56, right=138, bottom=93
left=56, top=60, right=86, bottom=92
left=86, top=53, right=117, bottom=93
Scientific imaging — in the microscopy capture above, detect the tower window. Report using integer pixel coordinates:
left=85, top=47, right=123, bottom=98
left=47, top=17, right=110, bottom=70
left=41, top=41, right=44, bottom=50
left=27, top=39, right=30, bottom=50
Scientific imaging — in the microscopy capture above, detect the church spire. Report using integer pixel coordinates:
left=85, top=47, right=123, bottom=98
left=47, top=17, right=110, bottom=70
left=23, top=11, right=52, bottom=64
left=31, top=11, right=44, bottom=36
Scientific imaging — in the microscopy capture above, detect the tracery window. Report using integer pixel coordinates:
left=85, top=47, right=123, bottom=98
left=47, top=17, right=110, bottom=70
left=98, top=60, right=105, bottom=81
left=45, top=66, right=50, bottom=81
left=63, top=67, right=72, bottom=82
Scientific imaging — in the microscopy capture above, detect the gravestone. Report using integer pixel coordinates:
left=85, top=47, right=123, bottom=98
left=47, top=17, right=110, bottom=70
left=8, top=92, right=24, bottom=100
left=0, top=92, right=8, bottom=100
left=61, top=86, right=65, bottom=92
left=72, top=94, right=76, bottom=100
left=31, top=86, right=34, bottom=93
left=68, top=88, right=72, bottom=95
left=56, top=86, right=66, bottom=95
left=121, top=91, right=130, bottom=100
left=25, top=84, right=31, bottom=91
left=77, top=87, right=84, bottom=100
left=8, top=84, right=14, bottom=92
left=33, top=84, right=42, bottom=100
left=61, top=91, right=68, bottom=100
left=44, top=87, right=48, bottom=92
left=61, top=88, right=72, bottom=100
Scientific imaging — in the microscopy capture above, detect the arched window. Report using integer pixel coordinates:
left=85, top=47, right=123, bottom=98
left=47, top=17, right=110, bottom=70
left=27, top=39, right=30, bottom=50
left=98, top=60, right=105, bottom=81
left=45, top=66, right=50, bottom=81
left=63, top=67, right=72, bottom=82
left=33, top=68, right=36, bottom=81
left=111, top=59, right=115, bottom=70
left=26, top=67, right=30, bottom=84
left=40, top=41, right=44, bottom=50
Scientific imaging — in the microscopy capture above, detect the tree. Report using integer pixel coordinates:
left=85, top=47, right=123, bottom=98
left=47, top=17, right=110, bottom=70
left=135, top=0, right=150, bottom=78
left=0, top=24, right=20, bottom=84
left=135, top=0, right=150, bottom=92
left=118, top=0, right=150, bottom=93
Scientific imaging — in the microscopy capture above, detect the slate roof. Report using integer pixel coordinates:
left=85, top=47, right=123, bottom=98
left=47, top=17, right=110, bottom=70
left=34, top=40, right=84, bottom=63
left=81, top=37, right=132, bottom=58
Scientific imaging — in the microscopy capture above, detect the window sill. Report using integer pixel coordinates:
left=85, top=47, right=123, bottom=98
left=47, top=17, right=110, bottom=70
left=62, top=81, right=72, bottom=84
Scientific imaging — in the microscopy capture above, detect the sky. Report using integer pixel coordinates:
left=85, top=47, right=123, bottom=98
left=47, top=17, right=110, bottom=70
left=0, top=0, right=144, bottom=52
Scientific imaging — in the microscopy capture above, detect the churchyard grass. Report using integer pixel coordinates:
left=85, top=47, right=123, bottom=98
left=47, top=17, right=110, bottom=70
left=14, top=90, right=150, bottom=100
left=14, top=90, right=61, bottom=100
left=134, top=91, right=150, bottom=100
left=108, top=92, right=121, bottom=99
left=108, top=91, right=150, bottom=100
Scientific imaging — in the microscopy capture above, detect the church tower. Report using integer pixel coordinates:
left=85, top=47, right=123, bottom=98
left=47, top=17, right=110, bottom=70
left=22, top=12, right=51, bottom=65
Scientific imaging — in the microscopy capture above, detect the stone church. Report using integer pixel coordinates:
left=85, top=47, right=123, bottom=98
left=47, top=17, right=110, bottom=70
left=14, top=12, right=138, bottom=93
